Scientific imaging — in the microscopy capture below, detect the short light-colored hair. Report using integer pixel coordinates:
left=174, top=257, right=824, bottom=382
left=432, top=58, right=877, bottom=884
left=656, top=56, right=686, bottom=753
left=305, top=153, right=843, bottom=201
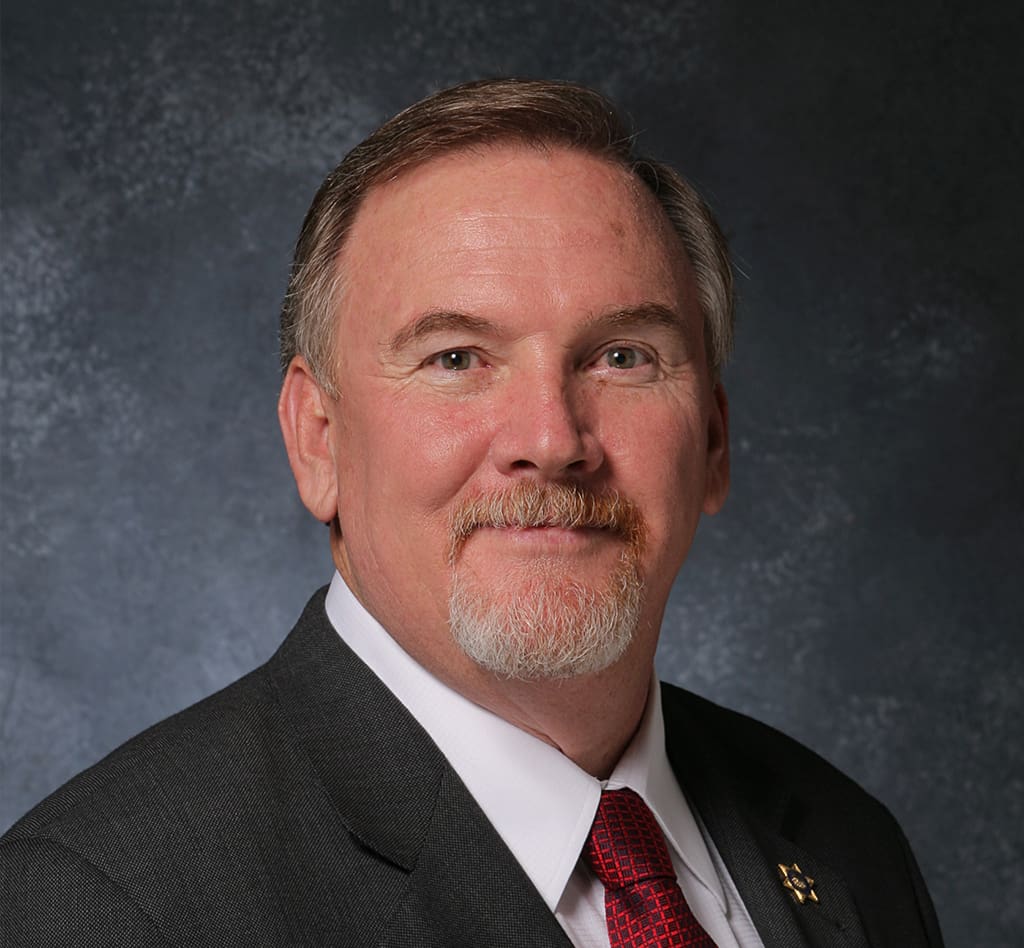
left=280, top=78, right=734, bottom=393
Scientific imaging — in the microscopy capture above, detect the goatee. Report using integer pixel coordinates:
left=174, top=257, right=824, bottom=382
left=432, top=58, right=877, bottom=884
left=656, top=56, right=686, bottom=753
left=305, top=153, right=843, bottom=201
left=447, top=482, right=646, bottom=680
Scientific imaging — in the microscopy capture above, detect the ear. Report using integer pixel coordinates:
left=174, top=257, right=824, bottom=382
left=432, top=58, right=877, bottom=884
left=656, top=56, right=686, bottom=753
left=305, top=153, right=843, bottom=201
left=702, top=381, right=731, bottom=515
left=278, top=356, right=339, bottom=524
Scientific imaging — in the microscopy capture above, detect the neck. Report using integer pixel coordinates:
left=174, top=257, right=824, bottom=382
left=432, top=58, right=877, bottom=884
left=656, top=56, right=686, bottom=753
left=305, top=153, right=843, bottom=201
left=475, top=664, right=654, bottom=778
left=424, top=623, right=659, bottom=778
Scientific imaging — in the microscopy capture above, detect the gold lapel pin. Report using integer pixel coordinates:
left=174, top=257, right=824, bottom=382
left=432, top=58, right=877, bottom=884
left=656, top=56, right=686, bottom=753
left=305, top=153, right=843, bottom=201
left=778, top=863, right=819, bottom=905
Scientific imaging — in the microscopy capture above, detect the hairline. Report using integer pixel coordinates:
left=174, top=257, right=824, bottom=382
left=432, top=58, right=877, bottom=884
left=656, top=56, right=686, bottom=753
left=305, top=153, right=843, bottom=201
left=313, top=139, right=713, bottom=394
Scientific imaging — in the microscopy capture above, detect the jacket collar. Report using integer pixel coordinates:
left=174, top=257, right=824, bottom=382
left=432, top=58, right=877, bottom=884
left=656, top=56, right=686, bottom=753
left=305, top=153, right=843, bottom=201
left=267, top=589, right=573, bottom=946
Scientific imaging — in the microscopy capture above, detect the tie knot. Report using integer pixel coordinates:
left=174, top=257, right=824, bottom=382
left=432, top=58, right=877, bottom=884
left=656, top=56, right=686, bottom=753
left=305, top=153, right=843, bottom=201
left=584, top=788, right=675, bottom=890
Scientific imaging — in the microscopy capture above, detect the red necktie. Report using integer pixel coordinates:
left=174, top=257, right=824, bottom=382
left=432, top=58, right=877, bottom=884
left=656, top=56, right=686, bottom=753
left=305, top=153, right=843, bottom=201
left=583, top=788, right=717, bottom=947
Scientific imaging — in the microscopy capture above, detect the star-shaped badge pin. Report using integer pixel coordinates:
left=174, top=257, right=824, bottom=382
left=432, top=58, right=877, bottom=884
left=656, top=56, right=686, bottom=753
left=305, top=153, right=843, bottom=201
left=778, top=863, right=819, bottom=905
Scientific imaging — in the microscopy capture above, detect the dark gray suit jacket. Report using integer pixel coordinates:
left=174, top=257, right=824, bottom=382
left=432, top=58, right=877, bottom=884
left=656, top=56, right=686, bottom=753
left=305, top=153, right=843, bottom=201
left=0, top=590, right=943, bottom=947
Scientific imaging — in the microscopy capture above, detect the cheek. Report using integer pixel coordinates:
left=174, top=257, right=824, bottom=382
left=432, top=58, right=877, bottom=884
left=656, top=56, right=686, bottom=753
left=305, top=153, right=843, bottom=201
left=345, top=393, right=493, bottom=515
left=603, top=412, right=708, bottom=531
left=601, top=396, right=701, bottom=475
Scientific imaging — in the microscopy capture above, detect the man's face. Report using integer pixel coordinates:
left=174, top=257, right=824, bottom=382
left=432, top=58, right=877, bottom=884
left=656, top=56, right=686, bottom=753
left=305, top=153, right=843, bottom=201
left=316, top=145, right=728, bottom=683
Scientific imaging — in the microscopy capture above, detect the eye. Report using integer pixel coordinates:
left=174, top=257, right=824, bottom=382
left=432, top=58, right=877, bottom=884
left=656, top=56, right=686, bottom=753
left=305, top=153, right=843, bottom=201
left=433, top=349, right=477, bottom=371
left=602, top=346, right=651, bottom=370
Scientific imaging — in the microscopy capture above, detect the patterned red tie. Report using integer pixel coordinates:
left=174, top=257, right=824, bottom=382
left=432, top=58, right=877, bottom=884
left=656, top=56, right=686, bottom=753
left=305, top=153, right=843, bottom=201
left=583, top=788, right=717, bottom=947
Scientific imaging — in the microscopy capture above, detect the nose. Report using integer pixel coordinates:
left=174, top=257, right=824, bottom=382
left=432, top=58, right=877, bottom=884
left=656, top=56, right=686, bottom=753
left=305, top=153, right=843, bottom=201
left=489, top=373, right=604, bottom=479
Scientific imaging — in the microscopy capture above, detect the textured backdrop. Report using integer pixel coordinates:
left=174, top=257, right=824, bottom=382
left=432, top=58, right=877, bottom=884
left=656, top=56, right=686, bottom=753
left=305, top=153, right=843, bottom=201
left=2, top=1, right=1021, bottom=944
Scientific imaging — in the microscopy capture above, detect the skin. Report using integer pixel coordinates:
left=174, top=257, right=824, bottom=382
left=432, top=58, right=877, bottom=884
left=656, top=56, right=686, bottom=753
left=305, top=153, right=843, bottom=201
left=278, top=145, right=729, bottom=777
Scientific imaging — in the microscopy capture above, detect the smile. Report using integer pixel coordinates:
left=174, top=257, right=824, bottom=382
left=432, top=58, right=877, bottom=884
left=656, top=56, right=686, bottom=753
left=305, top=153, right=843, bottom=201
left=472, top=524, right=616, bottom=550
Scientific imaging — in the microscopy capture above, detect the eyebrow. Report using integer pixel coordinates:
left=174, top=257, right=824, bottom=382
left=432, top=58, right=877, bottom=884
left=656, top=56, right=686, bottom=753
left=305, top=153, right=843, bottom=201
left=386, top=311, right=500, bottom=355
left=582, top=302, right=689, bottom=336
left=385, top=301, right=690, bottom=355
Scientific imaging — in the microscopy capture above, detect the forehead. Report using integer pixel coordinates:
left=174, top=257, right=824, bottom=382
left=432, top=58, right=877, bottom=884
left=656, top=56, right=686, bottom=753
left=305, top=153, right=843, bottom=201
left=337, top=144, right=694, bottom=324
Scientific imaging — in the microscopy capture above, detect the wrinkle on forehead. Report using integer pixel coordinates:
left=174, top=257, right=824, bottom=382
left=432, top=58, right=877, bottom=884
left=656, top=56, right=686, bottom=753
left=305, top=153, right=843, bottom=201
left=336, top=144, right=693, bottom=337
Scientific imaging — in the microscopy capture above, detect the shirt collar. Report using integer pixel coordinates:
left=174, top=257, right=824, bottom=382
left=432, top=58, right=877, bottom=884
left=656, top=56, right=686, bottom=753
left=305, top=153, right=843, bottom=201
left=606, top=677, right=728, bottom=913
left=324, top=571, right=725, bottom=914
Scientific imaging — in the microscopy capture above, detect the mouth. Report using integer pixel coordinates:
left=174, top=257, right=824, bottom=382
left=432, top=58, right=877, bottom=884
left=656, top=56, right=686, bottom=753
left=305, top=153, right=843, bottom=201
left=474, top=523, right=611, bottom=546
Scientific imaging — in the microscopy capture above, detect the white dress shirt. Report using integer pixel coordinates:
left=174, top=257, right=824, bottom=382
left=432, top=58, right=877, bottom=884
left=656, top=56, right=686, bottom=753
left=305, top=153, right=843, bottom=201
left=324, top=572, right=764, bottom=947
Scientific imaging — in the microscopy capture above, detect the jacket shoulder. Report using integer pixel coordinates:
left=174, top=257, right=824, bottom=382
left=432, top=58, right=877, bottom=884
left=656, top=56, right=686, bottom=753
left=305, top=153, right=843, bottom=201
left=0, top=656, right=298, bottom=945
left=4, top=588, right=334, bottom=849
left=0, top=589, right=399, bottom=946
left=660, top=680, right=880, bottom=806
left=4, top=657, right=278, bottom=846
left=660, top=682, right=945, bottom=948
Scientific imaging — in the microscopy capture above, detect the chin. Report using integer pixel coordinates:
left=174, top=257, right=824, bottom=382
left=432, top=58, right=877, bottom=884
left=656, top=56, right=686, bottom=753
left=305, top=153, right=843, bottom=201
left=447, top=557, right=644, bottom=681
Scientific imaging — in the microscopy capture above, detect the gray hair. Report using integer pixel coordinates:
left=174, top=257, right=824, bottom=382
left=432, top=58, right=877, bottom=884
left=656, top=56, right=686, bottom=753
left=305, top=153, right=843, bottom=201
left=280, top=78, right=734, bottom=393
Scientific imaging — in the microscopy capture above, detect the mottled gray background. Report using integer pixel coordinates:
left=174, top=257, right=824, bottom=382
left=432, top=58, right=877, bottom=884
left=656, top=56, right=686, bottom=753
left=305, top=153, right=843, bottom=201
left=2, top=0, right=1021, bottom=943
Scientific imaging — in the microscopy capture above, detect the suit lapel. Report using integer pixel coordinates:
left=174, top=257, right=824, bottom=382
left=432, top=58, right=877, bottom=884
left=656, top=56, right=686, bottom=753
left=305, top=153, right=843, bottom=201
left=267, top=591, right=571, bottom=947
left=379, top=767, right=572, bottom=947
left=661, top=684, right=870, bottom=948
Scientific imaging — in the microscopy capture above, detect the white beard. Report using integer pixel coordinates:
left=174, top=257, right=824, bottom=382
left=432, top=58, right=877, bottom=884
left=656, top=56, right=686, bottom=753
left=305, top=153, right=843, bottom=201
left=448, top=553, right=643, bottom=680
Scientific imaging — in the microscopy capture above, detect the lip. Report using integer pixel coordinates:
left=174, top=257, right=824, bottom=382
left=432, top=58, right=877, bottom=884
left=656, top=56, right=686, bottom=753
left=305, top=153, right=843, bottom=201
left=472, top=524, right=612, bottom=549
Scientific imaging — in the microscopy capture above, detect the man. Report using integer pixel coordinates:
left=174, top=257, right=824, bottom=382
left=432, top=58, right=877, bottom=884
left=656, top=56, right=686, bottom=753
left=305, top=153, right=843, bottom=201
left=1, top=79, right=943, bottom=947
